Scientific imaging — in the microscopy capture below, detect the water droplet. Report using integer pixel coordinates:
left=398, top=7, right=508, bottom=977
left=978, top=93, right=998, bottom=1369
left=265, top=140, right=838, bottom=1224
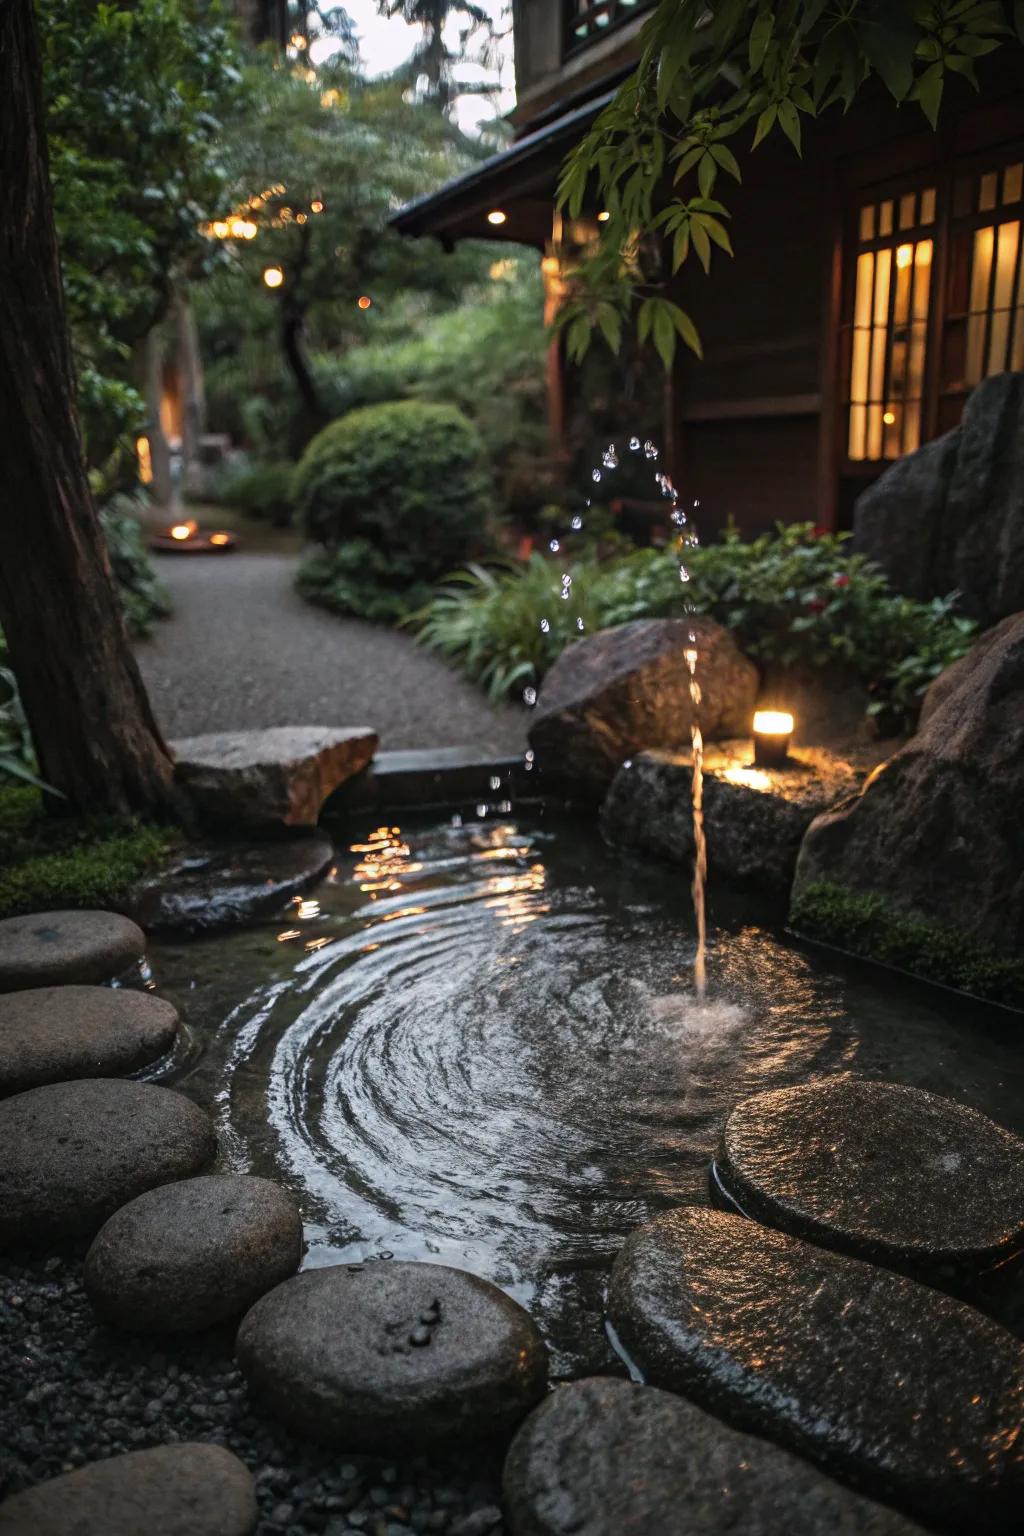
left=476, top=803, right=488, bottom=818
left=450, top=812, right=463, bottom=828
left=549, top=538, right=560, bottom=552
left=497, top=799, right=512, bottom=814
left=525, top=748, right=535, bottom=763
left=524, top=758, right=534, bottom=772
left=571, top=515, right=583, bottom=531
left=629, top=436, right=641, bottom=451
left=561, top=573, right=572, bottom=587
left=623, top=758, right=633, bottom=769
left=602, top=444, right=619, bottom=469
left=489, top=775, right=501, bottom=790
left=591, top=468, right=602, bottom=483
left=643, top=440, right=659, bottom=459
left=671, top=509, right=686, bottom=526
left=560, top=588, right=570, bottom=600
left=576, top=617, right=585, bottom=631
left=585, top=498, right=591, bottom=507
left=523, top=686, right=537, bottom=707
left=679, top=565, right=690, bottom=583
left=539, top=618, right=550, bottom=634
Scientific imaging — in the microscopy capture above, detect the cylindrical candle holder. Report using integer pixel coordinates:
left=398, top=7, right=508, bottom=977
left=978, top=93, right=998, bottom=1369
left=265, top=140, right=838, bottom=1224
left=752, top=710, right=793, bottom=767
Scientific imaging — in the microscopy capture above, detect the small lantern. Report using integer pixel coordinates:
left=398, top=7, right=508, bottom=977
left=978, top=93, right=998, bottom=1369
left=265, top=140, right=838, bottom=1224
left=752, top=710, right=793, bottom=767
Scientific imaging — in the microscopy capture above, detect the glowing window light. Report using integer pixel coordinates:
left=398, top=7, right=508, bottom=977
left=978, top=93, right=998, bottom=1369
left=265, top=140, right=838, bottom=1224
left=896, top=243, right=914, bottom=269
left=487, top=209, right=507, bottom=225
left=263, top=266, right=284, bottom=288
left=136, top=435, right=153, bottom=485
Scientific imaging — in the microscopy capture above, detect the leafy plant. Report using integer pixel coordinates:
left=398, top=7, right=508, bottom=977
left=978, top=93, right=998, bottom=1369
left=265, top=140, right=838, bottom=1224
left=99, top=497, right=172, bottom=637
left=411, top=522, right=978, bottom=724
left=294, top=400, right=495, bottom=621
left=206, top=458, right=296, bottom=526
left=555, top=0, right=1024, bottom=366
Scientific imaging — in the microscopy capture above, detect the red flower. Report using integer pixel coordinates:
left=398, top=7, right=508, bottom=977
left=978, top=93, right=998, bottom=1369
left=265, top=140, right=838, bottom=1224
left=807, top=597, right=826, bottom=613
left=810, top=525, right=829, bottom=538
left=832, top=572, right=850, bottom=588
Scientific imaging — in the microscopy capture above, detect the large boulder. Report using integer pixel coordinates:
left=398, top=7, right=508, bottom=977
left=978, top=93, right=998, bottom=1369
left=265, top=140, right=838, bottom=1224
left=791, top=612, right=1024, bottom=973
left=528, top=619, right=758, bottom=796
left=602, top=744, right=861, bottom=895
left=853, top=371, right=1024, bottom=625
left=171, top=726, right=377, bottom=832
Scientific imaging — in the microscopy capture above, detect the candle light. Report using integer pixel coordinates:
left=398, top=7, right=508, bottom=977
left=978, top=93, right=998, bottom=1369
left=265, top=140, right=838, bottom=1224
left=752, top=710, right=793, bottom=767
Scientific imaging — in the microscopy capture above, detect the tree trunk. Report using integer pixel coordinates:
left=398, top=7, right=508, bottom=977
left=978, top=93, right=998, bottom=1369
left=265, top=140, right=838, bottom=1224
left=174, top=287, right=205, bottom=494
left=0, top=0, right=180, bottom=820
left=142, top=328, right=175, bottom=510
left=281, top=302, right=323, bottom=423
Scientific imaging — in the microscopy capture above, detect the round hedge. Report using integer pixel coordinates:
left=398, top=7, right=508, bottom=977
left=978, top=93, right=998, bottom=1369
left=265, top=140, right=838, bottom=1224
left=293, top=401, right=493, bottom=595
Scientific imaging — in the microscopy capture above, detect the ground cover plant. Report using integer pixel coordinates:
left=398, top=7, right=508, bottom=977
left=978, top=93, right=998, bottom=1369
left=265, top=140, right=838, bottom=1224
left=412, top=522, right=978, bottom=727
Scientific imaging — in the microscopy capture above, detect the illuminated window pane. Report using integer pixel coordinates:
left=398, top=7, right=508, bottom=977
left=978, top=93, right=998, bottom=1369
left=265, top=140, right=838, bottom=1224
left=966, top=226, right=994, bottom=385
left=979, top=171, right=998, bottom=211
left=988, top=219, right=1021, bottom=374
left=879, top=200, right=894, bottom=236
left=920, top=187, right=936, bottom=224
left=859, top=204, right=875, bottom=240
left=1004, top=163, right=1023, bottom=205
left=899, top=193, right=916, bottom=229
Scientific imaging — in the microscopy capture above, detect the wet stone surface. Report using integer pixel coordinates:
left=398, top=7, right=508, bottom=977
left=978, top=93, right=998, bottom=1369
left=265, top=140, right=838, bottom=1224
left=127, top=835, right=335, bottom=935
left=0, top=1079, right=216, bottom=1250
left=608, top=1207, right=1024, bottom=1532
left=85, top=1175, right=304, bottom=1335
left=0, top=1442, right=257, bottom=1536
left=236, top=1263, right=548, bottom=1451
left=172, top=727, right=377, bottom=833
left=0, top=911, right=146, bottom=993
left=0, top=985, right=180, bottom=1097
left=715, top=1078, right=1024, bottom=1278
left=503, top=1376, right=924, bottom=1536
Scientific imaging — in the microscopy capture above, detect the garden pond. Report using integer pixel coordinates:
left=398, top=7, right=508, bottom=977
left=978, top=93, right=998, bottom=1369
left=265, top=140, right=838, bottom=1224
left=150, top=806, right=1024, bottom=1375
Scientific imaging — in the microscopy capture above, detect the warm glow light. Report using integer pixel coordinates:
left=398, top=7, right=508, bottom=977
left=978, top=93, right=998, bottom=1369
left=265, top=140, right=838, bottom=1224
left=357, top=295, right=372, bottom=309
left=263, top=266, right=284, bottom=288
left=883, top=410, right=896, bottom=425
left=238, top=220, right=257, bottom=240
left=136, top=435, right=153, bottom=486
left=210, top=532, right=230, bottom=546
left=487, top=209, right=507, bottom=225
left=296, top=212, right=307, bottom=224
left=212, top=220, right=230, bottom=239
left=597, top=210, right=611, bottom=222
left=753, top=711, right=794, bottom=735
left=170, top=524, right=193, bottom=541
left=311, top=199, right=324, bottom=214
left=896, top=243, right=913, bottom=269
left=290, top=32, right=307, bottom=49
left=541, top=255, right=560, bottom=275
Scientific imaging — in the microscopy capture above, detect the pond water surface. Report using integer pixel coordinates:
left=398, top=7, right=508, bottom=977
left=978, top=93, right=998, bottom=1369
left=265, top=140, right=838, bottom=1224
left=151, top=810, right=1024, bottom=1373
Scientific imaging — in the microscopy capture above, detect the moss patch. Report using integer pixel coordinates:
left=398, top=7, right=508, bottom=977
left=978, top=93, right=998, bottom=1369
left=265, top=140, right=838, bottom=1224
left=0, top=786, right=179, bottom=921
left=790, top=880, right=1024, bottom=1010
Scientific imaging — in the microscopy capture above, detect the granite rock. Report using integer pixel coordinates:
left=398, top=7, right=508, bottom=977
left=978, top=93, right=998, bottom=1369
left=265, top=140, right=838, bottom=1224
left=0, top=985, right=179, bottom=1097
left=172, top=726, right=377, bottom=831
left=0, top=910, right=146, bottom=993
left=608, top=1206, right=1024, bottom=1531
left=0, top=1079, right=216, bottom=1248
left=127, top=834, right=334, bottom=934
left=236, top=1261, right=548, bottom=1449
left=503, top=1376, right=924, bottom=1536
left=85, top=1174, right=304, bottom=1333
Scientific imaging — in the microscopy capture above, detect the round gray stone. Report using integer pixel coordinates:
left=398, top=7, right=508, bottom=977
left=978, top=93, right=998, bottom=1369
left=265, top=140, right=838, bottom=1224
left=0, top=1442, right=257, bottom=1536
left=608, top=1207, right=1024, bottom=1531
left=715, top=1078, right=1024, bottom=1276
left=503, top=1377, right=923, bottom=1536
left=0, top=910, right=146, bottom=993
left=0, top=985, right=180, bottom=1097
left=85, top=1174, right=304, bottom=1332
left=0, top=1078, right=216, bottom=1249
left=236, top=1261, right=548, bottom=1449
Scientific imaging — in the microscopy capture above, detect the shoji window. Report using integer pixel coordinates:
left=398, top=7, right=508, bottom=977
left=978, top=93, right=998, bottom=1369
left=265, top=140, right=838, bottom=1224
left=963, top=159, right=1024, bottom=382
left=846, top=186, right=936, bottom=461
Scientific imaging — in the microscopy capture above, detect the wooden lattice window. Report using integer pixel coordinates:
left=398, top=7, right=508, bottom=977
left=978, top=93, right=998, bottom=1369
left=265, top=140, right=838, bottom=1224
left=563, top=0, right=654, bottom=57
left=846, top=185, right=937, bottom=462
left=962, top=160, right=1024, bottom=382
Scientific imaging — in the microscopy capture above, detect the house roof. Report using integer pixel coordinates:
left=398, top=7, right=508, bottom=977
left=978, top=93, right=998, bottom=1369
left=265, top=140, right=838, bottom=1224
left=389, top=86, right=618, bottom=249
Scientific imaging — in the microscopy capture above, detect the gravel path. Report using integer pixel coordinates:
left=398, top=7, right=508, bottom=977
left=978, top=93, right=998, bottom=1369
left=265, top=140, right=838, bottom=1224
left=135, top=554, right=526, bottom=755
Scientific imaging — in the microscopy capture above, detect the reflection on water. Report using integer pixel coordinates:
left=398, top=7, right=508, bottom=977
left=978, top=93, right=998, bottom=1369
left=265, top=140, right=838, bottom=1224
left=154, top=814, right=1024, bottom=1371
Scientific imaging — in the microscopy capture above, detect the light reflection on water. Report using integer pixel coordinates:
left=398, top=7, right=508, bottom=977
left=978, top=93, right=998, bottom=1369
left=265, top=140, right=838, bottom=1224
left=155, top=814, right=1024, bottom=1371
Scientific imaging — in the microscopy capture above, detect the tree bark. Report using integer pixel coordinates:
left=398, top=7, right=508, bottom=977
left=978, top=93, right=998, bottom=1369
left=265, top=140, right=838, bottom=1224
left=141, top=328, right=174, bottom=510
left=174, top=287, right=205, bottom=493
left=0, top=0, right=180, bottom=820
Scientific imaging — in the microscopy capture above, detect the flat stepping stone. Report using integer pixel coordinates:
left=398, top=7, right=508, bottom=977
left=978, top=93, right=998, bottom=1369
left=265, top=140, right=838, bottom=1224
left=85, top=1174, right=303, bottom=1332
left=128, top=833, right=334, bottom=934
left=236, top=1261, right=548, bottom=1449
left=172, top=725, right=377, bottom=831
left=608, top=1207, right=1024, bottom=1531
left=0, top=1442, right=257, bottom=1535
left=714, top=1078, right=1024, bottom=1277
left=0, top=910, right=146, bottom=993
left=0, top=985, right=179, bottom=1097
left=0, top=1078, right=216, bottom=1249
left=503, top=1377, right=923, bottom=1535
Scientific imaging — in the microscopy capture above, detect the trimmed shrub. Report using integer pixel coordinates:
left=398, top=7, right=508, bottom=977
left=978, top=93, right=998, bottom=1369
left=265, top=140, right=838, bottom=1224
left=294, top=400, right=494, bottom=621
left=207, top=458, right=295, bottom=525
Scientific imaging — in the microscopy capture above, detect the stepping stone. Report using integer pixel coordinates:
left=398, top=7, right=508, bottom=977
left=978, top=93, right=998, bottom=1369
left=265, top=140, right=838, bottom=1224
left=85, top=1174, right=304, bottom=1333
left=128, top=833, right=335, bottom=933
left=0, top=1442, right=257, bottom=1536
left=0, top=910, right=146, bottom=993
left=236, top=1261, right=548, bottom=1449
left=0, top=1078, right=216, bottom=1249
left=714, top=1079, right=1024, bottom=1278
left=503, top=1377, right=923, bottom=1536
left=172, top=726, right=377, bottom=831
left=0, top=986, right=179, bottom=1097
left=608, top=1207, right=1024, bottom=1531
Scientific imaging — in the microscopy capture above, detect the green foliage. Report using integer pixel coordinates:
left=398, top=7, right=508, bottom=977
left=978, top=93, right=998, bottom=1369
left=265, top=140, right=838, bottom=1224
left=556, top=0, right=1022, bottom=366
left=99, top=497, right=173, bottom=637
left=411, top=523, right=977, bottom=722
left=41, top=0, right=245, bottom=467
left=790, top=880, right=1024, bottom=1008
left=206, top=458, right=296, bottom=525
left=294, top=400, right=494, bottom=620
left=0, top=787, right=178, bottom=922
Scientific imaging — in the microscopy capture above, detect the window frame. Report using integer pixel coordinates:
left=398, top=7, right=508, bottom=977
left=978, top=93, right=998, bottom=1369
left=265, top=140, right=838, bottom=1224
left=561, top=0, right=656, bottom=60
